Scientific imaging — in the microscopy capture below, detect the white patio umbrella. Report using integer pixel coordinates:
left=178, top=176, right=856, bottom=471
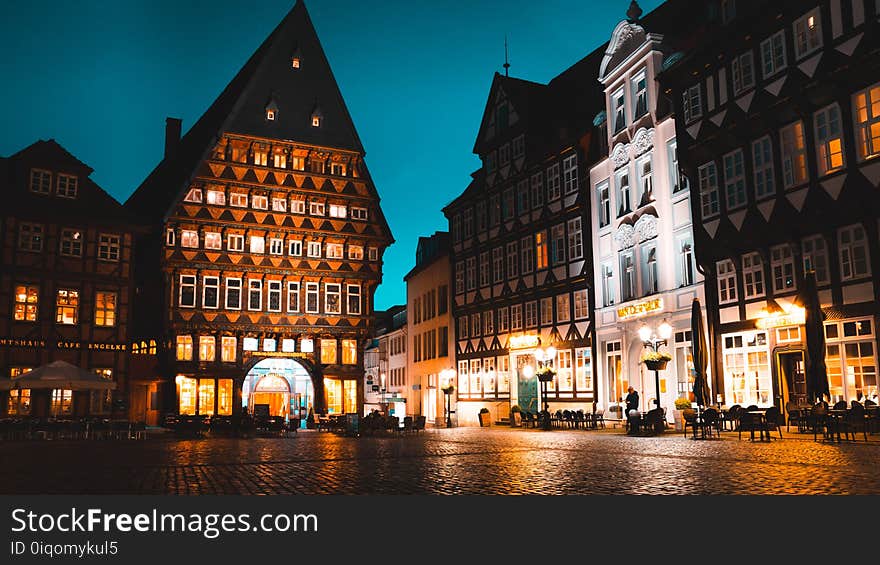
left=0, top=360, right=116, bottom=391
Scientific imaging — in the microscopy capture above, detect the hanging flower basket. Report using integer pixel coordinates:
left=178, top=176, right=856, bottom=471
left=536, top=366, right=556, bottom=382
left=641, top=351, right=672, bottom=371
left=441, top=385, right=455, bottom=394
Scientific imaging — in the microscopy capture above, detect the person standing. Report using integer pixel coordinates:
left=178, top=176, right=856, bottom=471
left=625, top=386, right=640, bottom=434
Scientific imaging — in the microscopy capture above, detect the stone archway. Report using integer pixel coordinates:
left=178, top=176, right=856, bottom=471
left=241, top=358, right=323, bottom=422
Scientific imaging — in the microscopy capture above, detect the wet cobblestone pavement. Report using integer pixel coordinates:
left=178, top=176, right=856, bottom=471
left=3, top=427, right=880, bottom=495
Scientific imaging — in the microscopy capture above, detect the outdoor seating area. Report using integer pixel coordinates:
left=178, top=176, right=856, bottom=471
left=358, top=412, right=426, bottom=435
left=0, top=417, right=146, bottom=441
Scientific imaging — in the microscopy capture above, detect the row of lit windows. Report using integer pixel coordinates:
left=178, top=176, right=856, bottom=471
left=13, top=285, right=117, bottom=326
left=176, top=275, right=363, bottom=315
left=17, top=223, right=121, bottom=261
left=715, top=225, right=871, bottom=304
left=456, top=290, right=589, bottom=339
left=183, top=188, right=369, bottom=220
left=697, top=84, right=880, bottom=218
left=217, top=136, right=351, bottom=178
left=166, top=229, right=377, bottom=261
left=454, top=219, right=583, bottom=294
left=457, top=348, right=593, bottom=398
left=175, top=335, right=357, bottom=365
left=599, top=235, right=696, bottom=308
left=452, top=154, right=578, bottom=243
left=683, top=7, right=832, bottom=123
left=29, top=169, right=78, bottom=199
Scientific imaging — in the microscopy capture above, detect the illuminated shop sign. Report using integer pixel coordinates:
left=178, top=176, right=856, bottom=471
left=755, top=308, right=805, bottom=330
left=0, top=338, right=126, bottom=351
left=509, top=335, right=540, bottom=350
left=617, top=298, right=663, bottom=320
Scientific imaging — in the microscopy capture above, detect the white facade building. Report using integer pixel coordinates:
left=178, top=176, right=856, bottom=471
left=589, top=10, right=705, bottom=422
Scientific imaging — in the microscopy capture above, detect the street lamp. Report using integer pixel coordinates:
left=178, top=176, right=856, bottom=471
left=534, top=345, right=557, bottom=430
left=440, top=368, right=456, bottom=428
left=638, top=319, right=673, bottom=415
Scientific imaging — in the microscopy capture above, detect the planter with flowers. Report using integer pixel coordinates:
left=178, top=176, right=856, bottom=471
left=641, top=351, right=672, bottom=371
left=478, top=407, right=493, bottom=427
left=536, top=366, right=557, bottom=382
left=673, top=396, right=691, bottom=431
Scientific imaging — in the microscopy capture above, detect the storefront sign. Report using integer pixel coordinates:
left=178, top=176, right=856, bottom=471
left=617, top=298, right=663, bottom=320
left=246, top=351, right=309, bottom=359
left=0, top=338, right=125, bottom=350
left=509, top=335, right=540, bottom=350
left=756, top=310, right=805, bottom=329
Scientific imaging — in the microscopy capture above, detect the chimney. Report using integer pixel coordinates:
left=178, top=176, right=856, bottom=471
left=164, top=117, right=182, bottom=158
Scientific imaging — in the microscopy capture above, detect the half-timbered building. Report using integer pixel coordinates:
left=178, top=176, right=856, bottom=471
left=125, top=1, right=392, bottom=421
left=661, top=0, right=880, bottom=408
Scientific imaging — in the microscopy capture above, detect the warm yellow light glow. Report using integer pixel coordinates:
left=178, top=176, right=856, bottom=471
left=658, top=320, right=673, bottom=340
left=808, top=16, right=815, bottom=29
left=618, top=298, right=663, bottom=320
left=522, top=365, right=535, bottom=378
left=267, top=110, right=275, bottom=121
left=638, top=324, right=652, bottom=342
left=510, top=334, right=540, bottom=350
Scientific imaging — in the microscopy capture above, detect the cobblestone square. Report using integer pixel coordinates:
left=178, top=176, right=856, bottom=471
left=3, top=427, right=880, bottom=495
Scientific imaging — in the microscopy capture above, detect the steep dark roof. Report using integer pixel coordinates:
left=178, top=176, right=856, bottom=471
left=3, top=139, right=137, bottom=228
left=404, top=231, right=450, bottom=281
left=125, top=0, right=366, bottom=222
left=472, top=73, right=549, bottom=156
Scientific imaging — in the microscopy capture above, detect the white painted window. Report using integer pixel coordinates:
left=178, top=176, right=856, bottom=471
left=254, top=147, right=268, bottom=166
left=557, top=293, right=571, bottom=323
left=291, top=199, right=306, bottom=214
left=839, top=225, right=871, bottom=280
left=520, top=236, right=534, bottom=274
left=616, top=169, right=631, bottom=216
left=853, top=83, right=880, bottom=161
left=723, top=149, right=747, bottom=210
left=567, top=217, right=583, bottom=260
left=602, top=263, right=615, bottom=307
left=492, top=247, right=504, bottom=283
left=326, top=243, right=344, bottom=259
left=678, top=236, right=695, bottom=288
left=752, top=136, right=775, bottom=199
left=731, top=51, right=755, bottom=95
left=98, top=234, right=120, bottom=262
left=540, top=297, right=553, bottom=326
left=30, top=169, right=51, bottom=194
left=325, top=283, right=341, bottom=314
left=760, top=30, right=787, bottom=78
left=632, top=70, right=648, bottom=118
left=225, top=278, right=241, bottom=310
left=287, top=282, right=300, bottom=313
left=463, top=208, right=473, bottom=238
left=230, top=193, right=248, bottom=207
left=368, top=247, right=378, bottom=261
left=780, top=121, right=808, bottom=187
left=597, top=181, right=611, bottom=227
left=574, top=289, right=589, bottom=320
left=455, top=261, right=464, bottom=294
left=683, top=84, right=702, bottom=122
left=18, top=223, right=44, bottom=252
left=166, top=228, right=175, bottom=247
left=204, top=232, right=222, bottom=250
left=498, top=306, right=509, bottom=332
left=802, top=235, right=829, bottom=284
left=717, top=259, right=737, bottom=304
left=668, top=139, right=688, bottom=193
left=56, top=174, right=78, bottom=198
left=698, top=161, right=719, bottom=217
left=506, top=241, right=518, bottom=279
left=221, top=337, right=237, bottom=362
left=612, top=87, right=626, bottom=133
left=305, top=283, right=319, bottom=313
left=251, top=195, right=268, bottom=210
left=184, top=187, right=202, bottom=203
left=471, top=313, right=481, bottom=337
left=273, top=151, right=286, bottom=168
left=479, top=251, right=490, bottom=287
left=771, top=245, right=797, bottom=292
left=815, top=104, right=845, bottom=176
left=247, top=280, right=262, bottom=311
left=271, top=197, right=287, bottom=212
left=249, top=235, right=265, bottom=254
left=179, top=275, right=196, bottom=308
left=620, top=251, right=635, bottom=302
left=466, top=256, right=476, bottom=290
left=181, top=230, right=199, bottom=248
left=288, top=240, right=302, bottom=256
left=207, top=190, right=225, bottom=205
left=347, top=284, right=361, bottom=315
left=307, top=241, right=321, bottom=258
left=351, top=207, right=368, bottom=220
left=329, top=204, right=347, bottom=218
left=59, top=228, right=83, bottom=257
left=793, top=8, right=823, bottom=60
left=511, top=304, right=522, bottom=330
left=310, top=200, right=325, bottom=216
left=637, top=156, right=652, bottom=207
left=525, top=301, right=538, bottom=329
left=641, top=243, right=658, bottom=296
left=563, top=154, right=578, bottom=194
left=547, top=163, right=561, bottom=201
left=267, top=280, right=282, bottom=312
left=742, top=252, right=765, bottom=298
left=227, top=234, right=244, bottom=252
left=459, top=316, right=469, bottom=338
left=269, top=238, right=283, bottom=255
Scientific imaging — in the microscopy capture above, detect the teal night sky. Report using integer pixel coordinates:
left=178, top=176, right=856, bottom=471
left=0, top=0, right=662, bottom=309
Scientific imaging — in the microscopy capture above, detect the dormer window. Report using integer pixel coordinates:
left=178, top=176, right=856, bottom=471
left=266, top=109, right=276, bottom=121
left=312, top=115, right=321, bottom=127
left=30, top=169, right=52, bottom=195
left=56, top=174, right=78, bottom=199
left=292, top=57, right=301, bottom=69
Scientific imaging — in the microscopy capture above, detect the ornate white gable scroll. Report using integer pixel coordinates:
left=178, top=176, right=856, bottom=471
left=633, top=213, right=658, bottom=243
left=611, top=143, right=630, bottom=169
left=631, top=128, right=655, bottom=157
left=614, top=223, right=635, bottom=249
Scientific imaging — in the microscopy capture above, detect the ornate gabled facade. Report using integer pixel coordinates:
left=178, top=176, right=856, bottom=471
left=589, top=0, right=705, bottom=421
left=661, top=0, right=880, bottom=407
left=0, top=140, right=138, bottom=420
left=443, top=60, right=602, bottom=425
left=126, top=1, right=392, bottom=420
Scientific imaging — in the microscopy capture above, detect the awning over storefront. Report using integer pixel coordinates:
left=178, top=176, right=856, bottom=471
left=0, top=361, right=117, bottom=391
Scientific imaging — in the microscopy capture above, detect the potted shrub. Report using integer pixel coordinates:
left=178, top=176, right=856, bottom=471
left=478, top=407, right=492, bottom=427
left=673, top=396, right=691, bottom=431
left=641, top=351, right=672, bottom=371
left=509, top=404, right=522, bottom=427
left=536, top=366, right=557, bottom=382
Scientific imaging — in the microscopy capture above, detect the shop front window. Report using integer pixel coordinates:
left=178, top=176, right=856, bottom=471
left=7, top=389, right=31, bottom=415
left=723, top=332, right=771, bottom=406
left=575, top=348, right=592, bottom=395
left=325, top=378, right=343, bottom=414
left=344, top=380, right=357, bottom=413
left=51, top=389, right=73, bottom=416
left=177, top=376, right=197, bottom=415
left=218, top=379, right=233, bottom=416
left=825, top=319, right=877, bottom=403
left=321, top=339, right=337, bottom=364
left=198, top=380, right=215, bottom=416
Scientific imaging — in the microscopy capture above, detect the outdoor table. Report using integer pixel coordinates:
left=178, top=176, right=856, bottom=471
left=747, top=409, right=770, bottom=442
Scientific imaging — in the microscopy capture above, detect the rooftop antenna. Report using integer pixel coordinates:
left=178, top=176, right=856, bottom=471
left=503, top=35, right=510, bottom=77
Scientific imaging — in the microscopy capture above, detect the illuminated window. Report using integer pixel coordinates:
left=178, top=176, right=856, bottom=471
left=184, top=187, right=202, bottom=203
left=248, top=279, right=262, bottom=311
left=349, top=245, right=363, bottom=260
left=853, top=83, right=880, bottom=161
left=7, top=389, right=31, bottom=415
left=723, top=331, right=771, bottom=406
left=18, top=223, right=44, bottom=252
left=780, top=121, right=808, bottom=187
left=267, top=280, right=282, bottom=312
left=243, top=337, right=259, bottom=351
left=535, top=231, right=548, bottom=270
left=55, top=289, right=79, bottom=324
left=181, top=230, right=199, bottom=248
left=291, top=199, right=306, bottom=214
left=59, top=228, right=83, bottom=257
left=272, top=197, right=287, bottom=212
left=198, top=380, right=215, bottom=416
left=815, top=104, right=845, bottom=175
left=326, top=243, right=343, bottom=259
left=50, top=389, right=73, bottom=416
left=266, top=109, right=276, bottom=121
left=329, top=204, right=346, bottom=218
left=254, top=147, right=268, bottom=167
left=177, top=376, right=197, bottom=415
left=204, top=232, right=222, bottom=250
left=342, top=339, right=357, bottom=364
left=325, top=378, right=342, bottom=414
left=321, top=339, right=338, bottom=364
left=179, top=275, right=196, bottom=308
left=325, top=283, right=341, bottom=314
left=221, top=337, right=236, bottom=362
left=344, top=380, right=357, bottom=413
left=14, top=284, right=38, bottom=322
left=199, top=336, right=215, bottom=361
left=56, top=174, right=78, bottom=198
left=206, top=189, right=225, bottom=205
left=252, top=194, right=268, bottom=209
left=273, top=151, right=287, bottom=169
left=230, top=193, right=248, bottom=207
left=307, top=241, right=321, bottom=258
left=292, top=56, right=301, bottom=68
left=225, top=278, right=242, bottom=310
left=176, top=335, right=193, bottom=361
left=249, top=235, right=265, bottom=254
left=94, top=291, right=117, bottom=326
left=793, top=8, right=822, bottom=60
left=30, top=169, right=51, bottom=194
left=217, top=379, right=233, bottom=415
left=227, top=234, right=244, bottom=252
left=202, top=276, right=219, bottom=309
left=291, top=156, right=305, bottom=171
left=312, top=115, right=321, bottom=127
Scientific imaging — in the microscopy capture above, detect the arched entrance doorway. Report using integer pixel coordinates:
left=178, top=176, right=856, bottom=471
left=242, top=359, right=314, bottom=426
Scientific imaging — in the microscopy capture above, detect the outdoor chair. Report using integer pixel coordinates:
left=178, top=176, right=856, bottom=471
left=402, top=416, right=414, bottom=434
left=574, top=410, right=585, bottom=429
left=832, top=400, right=848, bottom=411
left=785, top=401, right=802, bottom=432
left=130, top=421, right=146, bottom=440
left=810, top=402, right=830, bottom=441
left=555, top=410, right=565, bottom=429
left=414, top=415, right=426, bottom=433
left=763, top=406, right=783, bottom=439
left=682, top=408, right=697, bottom=438
left=723, top=404, right=741, bottom=431
left=386, top=416, right=400, bottom=434
left=842, top=402, right=868, bottom=441
left=592, top=409, right=605, bottom=429
left=737, top=408, right=754, bottom=440
left=640, top=408, right=665, bottom=436
left=700, top=407, right=721, bottom=438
